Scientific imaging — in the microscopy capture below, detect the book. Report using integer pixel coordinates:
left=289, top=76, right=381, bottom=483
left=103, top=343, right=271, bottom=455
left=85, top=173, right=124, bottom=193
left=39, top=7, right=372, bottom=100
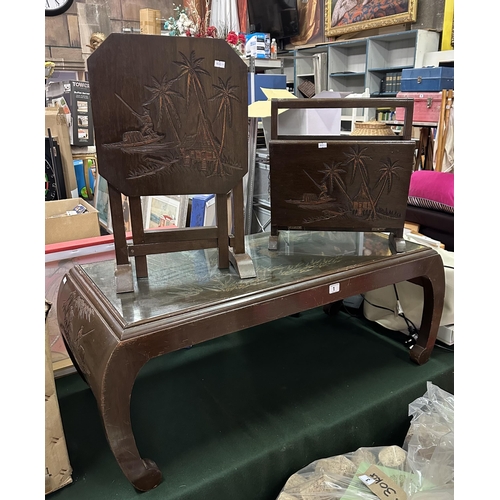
left=395, top=72, right=402, bottom=92
left=189, top=194, right=216, bottom=227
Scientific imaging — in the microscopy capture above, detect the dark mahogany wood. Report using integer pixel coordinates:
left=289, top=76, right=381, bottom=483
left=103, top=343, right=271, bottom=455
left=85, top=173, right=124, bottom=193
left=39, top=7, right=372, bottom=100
left=268, top=98, right=415, bottom=253
left=57, top=231, right=445, bottom=492
left=87, top=33, right=255, bottom=292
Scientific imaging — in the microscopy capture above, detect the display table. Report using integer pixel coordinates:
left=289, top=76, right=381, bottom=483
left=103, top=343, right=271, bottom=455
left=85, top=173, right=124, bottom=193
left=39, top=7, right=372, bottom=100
left=57, top=231, right=445, bottom=492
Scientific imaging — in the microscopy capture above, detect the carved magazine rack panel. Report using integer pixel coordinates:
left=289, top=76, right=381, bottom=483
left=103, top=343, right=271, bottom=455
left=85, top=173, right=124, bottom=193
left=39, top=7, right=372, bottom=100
left=269, top=98, right=415, bottom=252
left=88, top=33, right=255, bottom=292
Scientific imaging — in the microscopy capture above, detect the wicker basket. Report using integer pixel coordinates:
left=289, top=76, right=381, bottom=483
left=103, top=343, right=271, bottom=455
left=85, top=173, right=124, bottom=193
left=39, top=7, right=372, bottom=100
left=351, top=120, right=395, bottom=136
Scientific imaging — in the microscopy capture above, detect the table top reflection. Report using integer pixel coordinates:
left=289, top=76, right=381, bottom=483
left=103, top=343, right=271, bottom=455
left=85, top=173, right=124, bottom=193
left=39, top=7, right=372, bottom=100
left=78, top=231, right=425, bottom=325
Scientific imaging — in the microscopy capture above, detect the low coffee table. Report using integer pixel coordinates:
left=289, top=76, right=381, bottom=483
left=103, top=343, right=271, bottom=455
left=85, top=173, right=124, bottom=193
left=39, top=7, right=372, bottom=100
left=57, top=231, right=444, bottom=492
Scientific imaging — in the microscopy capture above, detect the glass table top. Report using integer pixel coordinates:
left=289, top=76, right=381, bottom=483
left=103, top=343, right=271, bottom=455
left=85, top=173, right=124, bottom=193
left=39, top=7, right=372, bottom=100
left=77, top=231, right=426, bottom=325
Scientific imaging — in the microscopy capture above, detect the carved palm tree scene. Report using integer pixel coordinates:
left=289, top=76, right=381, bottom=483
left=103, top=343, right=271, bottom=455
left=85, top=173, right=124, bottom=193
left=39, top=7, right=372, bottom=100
left=103, top=49, right=242, bottom=181
left=89, top=34, right=248, bottom=197
left=282, top=145, right=407, bottom=226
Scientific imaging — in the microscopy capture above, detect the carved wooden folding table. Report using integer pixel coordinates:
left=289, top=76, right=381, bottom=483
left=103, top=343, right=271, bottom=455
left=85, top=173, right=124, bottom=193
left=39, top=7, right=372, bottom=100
left=86, top=33, right=256, bottom=293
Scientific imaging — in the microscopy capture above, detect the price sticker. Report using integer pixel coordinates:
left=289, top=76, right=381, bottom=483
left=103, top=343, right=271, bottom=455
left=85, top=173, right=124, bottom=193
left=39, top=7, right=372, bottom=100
left=358, top=474, right=376, bottom=486
left=318, top=142, right=327, bottom=148
left=358, top=465, right=407, bottom=500
left=214, top=60, right=226, bottom=69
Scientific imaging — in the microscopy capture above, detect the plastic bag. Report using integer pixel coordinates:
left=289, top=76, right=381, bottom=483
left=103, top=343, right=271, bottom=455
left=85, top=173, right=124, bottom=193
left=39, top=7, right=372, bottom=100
left=403, top=382, right=454, bottom=497
left=276, top=382, right=454, bottom=499
left=277, top=445, right=415, bottom=499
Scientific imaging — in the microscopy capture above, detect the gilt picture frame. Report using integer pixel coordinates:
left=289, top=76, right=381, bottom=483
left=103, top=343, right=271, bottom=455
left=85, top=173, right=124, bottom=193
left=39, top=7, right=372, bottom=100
left=440, top=0, right=453, bottom=51
left=325, top=0, right=418, bottom=38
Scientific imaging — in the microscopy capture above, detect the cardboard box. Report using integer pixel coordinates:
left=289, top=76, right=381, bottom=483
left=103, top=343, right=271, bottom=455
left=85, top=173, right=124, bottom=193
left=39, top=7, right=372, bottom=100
left=46, top=81, right=94, bottom=147
left=45, top=300, right=73, bottom=494
left=261, top=91, right=342, bottom=145
left=140, top=8, right=161, bottom=35
left=45, top=198, right=100, bottom=245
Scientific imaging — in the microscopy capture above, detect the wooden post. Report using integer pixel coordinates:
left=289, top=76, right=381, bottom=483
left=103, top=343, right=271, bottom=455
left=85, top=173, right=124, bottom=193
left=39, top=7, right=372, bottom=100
left=435, top=90, right=454, bottom=172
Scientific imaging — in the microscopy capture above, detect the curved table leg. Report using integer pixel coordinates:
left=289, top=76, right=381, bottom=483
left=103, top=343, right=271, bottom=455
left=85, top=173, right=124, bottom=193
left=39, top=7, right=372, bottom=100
left=408, top=257, right=446, bottom=365
left=58, top=273, right=162, bottom=491
left=99, top=347, right=162, bottom=491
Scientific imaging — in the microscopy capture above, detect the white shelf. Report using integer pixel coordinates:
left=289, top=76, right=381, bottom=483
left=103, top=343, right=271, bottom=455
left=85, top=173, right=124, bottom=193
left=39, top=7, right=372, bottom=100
left=324, top=30, right=440, bottom=98
left=243, top=58, right=283, bottom=70
left=328, top=39, right=367, bottom=75
left=422, top=50, right=455, bottom=67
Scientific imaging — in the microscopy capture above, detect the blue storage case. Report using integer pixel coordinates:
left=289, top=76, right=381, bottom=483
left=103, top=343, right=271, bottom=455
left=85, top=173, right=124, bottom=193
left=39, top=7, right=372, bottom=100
left=248, top=73, right=286, bottom=104
left=400, top=67, right=454, bottom=92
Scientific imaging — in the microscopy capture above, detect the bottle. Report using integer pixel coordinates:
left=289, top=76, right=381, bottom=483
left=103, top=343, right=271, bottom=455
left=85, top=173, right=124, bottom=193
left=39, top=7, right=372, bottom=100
left=270, top=38, right=278, bottom=60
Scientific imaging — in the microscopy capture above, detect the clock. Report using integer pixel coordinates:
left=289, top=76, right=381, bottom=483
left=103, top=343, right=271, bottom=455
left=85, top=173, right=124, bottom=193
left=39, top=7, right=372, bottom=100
left=45, top=0, right=74, bottom=17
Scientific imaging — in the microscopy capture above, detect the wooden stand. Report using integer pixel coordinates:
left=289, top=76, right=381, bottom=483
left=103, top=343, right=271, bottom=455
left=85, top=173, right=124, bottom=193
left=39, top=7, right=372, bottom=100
left=268, top=98, right=416, bottom=253
left=435, top=90, right=454, bottom=172
left=87, top=34, right=256, bottom=293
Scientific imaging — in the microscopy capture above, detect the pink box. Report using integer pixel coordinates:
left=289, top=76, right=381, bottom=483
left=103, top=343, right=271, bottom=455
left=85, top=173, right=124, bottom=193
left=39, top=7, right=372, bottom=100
left=395, top=92, right=442, bottom=124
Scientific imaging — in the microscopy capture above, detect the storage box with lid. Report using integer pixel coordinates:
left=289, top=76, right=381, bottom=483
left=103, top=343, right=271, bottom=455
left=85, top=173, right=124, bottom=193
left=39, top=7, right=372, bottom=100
left=400, top=67, right=454, bottom=92
left=395, top=92, right=442, bottom=123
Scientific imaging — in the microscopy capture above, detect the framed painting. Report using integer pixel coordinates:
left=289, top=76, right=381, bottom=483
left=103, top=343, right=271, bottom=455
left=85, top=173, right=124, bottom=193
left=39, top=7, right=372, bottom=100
left=143, top=195, right=189, bottom=230
left=440, top=0, right=453, bottom=51
left=105, top=194, right=135, bottom=234
left=325, top=0, right=418, bottom=38
left=94, top=173, right=111, bottom=231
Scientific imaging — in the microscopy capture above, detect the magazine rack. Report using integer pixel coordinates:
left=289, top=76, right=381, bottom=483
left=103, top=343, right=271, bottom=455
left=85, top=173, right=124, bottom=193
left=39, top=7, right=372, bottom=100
left=268, top=97, right=415, bottom=252
left=88, top=33, right=255, bottom=293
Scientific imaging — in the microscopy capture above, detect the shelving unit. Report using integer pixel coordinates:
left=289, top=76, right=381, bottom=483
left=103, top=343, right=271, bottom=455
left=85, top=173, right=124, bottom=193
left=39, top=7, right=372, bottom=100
left=244, top=57, right=284, bottom=102
left=324, top=29, right=440, bottom=134
left=327, top=39, right=370, bottom=134
left=245, top=56, right=286, bottom=234
left=294, top=45, right=328, bottom=97
left=366, top=30, right=440, bottom=97
left=327, top=39, right=367, bottom=94
left=263, top=51, right=295, bottom=93
left=250, top=149, right=271, bottom=234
